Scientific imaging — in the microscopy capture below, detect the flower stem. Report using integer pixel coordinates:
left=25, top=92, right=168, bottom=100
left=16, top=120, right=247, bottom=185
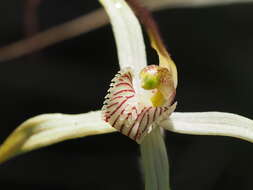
left=140, top=127, right=171, bottom=190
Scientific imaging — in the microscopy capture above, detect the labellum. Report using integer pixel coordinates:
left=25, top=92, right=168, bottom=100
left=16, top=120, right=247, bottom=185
left=102, top=66, right=176, bottom=143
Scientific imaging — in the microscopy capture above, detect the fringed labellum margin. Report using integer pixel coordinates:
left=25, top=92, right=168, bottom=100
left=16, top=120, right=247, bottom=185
left=102, top=67, right=176, bottom=143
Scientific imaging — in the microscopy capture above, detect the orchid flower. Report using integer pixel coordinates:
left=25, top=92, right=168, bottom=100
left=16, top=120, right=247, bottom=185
left=1, top=0, right=253, bottom=190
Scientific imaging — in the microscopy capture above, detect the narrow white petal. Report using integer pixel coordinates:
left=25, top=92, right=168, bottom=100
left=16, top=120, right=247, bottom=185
left=161, top=112, right=253, bottom=143
left=140, top=127, right=171, bottom=190
left=99, top=0, right=147, bottom=74
left=0, top=111, right=116, bottom=164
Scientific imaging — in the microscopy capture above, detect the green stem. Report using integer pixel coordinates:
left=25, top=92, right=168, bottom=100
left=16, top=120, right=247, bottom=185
left=140, top=126, right=171, bottom=190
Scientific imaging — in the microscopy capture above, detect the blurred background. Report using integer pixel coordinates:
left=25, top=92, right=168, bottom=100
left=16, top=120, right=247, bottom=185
left=0, top=0, right=253, bottom=189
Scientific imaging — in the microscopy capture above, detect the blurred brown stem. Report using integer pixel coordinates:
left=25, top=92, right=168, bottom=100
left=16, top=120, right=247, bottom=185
left=0, top=8, right=108, bottom=62
left=1, top=0, right=253, bottom=62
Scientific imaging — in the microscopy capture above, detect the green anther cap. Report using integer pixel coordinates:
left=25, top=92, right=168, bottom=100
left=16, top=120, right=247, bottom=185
left=141, top=74, right=160, bottom=89
left=140, top=65, right=160, bottom=90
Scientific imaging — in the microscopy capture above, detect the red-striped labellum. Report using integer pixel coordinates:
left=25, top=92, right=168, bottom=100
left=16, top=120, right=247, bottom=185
left=102, top=67, right=176, bottom=143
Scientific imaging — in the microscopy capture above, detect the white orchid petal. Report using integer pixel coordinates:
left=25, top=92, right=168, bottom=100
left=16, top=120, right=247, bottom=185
left=0, top=111, right=116, bottom=164
left=99, top=0, right=147, bottom=74
left=140, top=127, right=170, bottom=190
left=161, top=112, right=253, bottom=142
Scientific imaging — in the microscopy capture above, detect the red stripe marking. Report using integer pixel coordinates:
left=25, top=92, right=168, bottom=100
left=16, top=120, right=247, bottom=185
left=146, top=112, right=150, bottom=128
left=120, top=108, right=125, bottom=115
left=128, top=72, right=133, bottom=82
left=122, top=74, right=131, bottom=81
left=105, top=116, right=110, bottom=122
left=126, top=95, right=135, bottom=99
left=113, top=109, right=126, bottom=129
left=145, top=108, right=152, bottom=127
left=140, top=107, right=153, bottom=137
left=115, top=82, right=132, bottom=88
left=112, top=114, right=121, bottom=127
left=159, top=107, right=163, bottom=116
left=106, top=102, right=118, bottom=109
left=134, top=107, right=152, bottom=140
left=111, top=96, right=123, bottom=101
left=109, top=99, right=128, bottom=118
left=127, top=107, right=146, bottom=137
left=153, top=107, right=157, bottom=122
left=109, top=95, right=134, bottom=119
left=112, top=89, right=135, bottom=96
left=168, top=91, right=176, bottom=105
left=135, top=107, right=152, bottom=140
left=119, top=112, right=131, bottom=132
left=132, top=106, right=138, bottom=115
left=134, top=109, right=148, bottom=141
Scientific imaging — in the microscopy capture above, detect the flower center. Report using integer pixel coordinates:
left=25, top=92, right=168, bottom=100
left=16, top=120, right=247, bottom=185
left=140, top=65, right=175, bottom=107
left=102, top=66, right=176, bottom=143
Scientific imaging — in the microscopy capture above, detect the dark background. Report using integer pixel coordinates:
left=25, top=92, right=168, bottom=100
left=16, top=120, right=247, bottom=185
left=0, top=0, right=253, bottom=190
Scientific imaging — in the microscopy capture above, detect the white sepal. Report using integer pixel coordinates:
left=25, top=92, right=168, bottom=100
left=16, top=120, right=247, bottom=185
left=161, top=112, right=253, bottom=143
